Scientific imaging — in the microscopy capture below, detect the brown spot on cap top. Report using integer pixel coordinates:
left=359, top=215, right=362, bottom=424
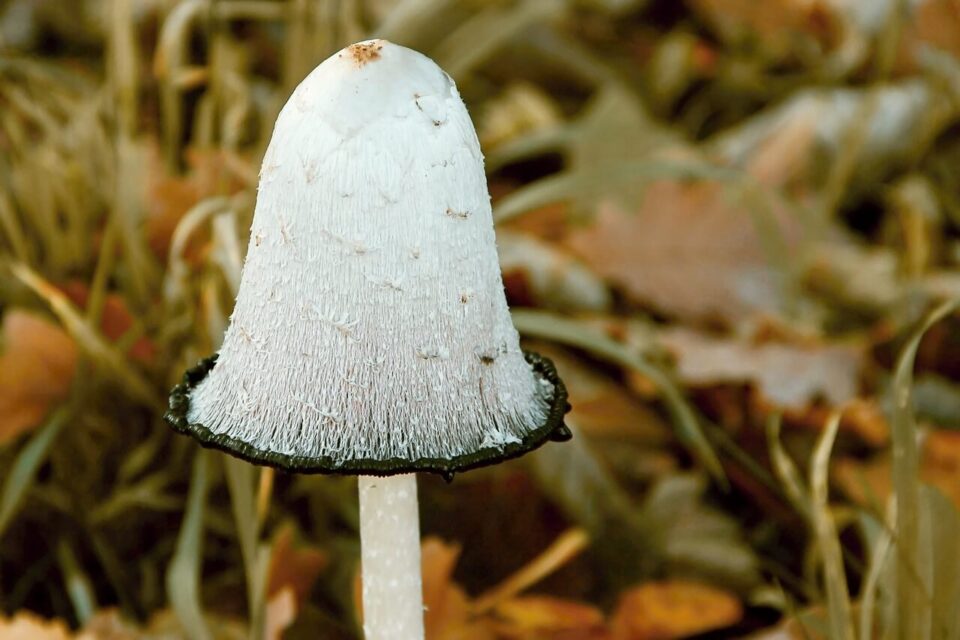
left=347, top=40, right=385, bottom=66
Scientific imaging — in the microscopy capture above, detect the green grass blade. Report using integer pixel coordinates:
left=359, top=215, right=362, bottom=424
left=0, top=408, right=69, bottom=538
left=493, top=160, right=737, bottom=224
left=223, top=455, right=266, bottom=640
left=924, top=486, right=960, bottom=640
left=809, top=412, right=855, bottom=640
left=890, top=299, right=959, bottom=640
left=432, top=0, right=567, bottom=79
left=166, top=449, right=213, bottom=640
left=11, top=262, right=162, bottom=409
left=57, top=540, right=97, bottom=624
left=858, top=512, right=893, bottom=640
left=765, top=415, right=809, bottom=517
left=511, top=309, right=726, bottom=486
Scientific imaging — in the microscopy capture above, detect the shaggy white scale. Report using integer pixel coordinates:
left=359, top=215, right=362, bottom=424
left=185, top=40, right=557, bottom=466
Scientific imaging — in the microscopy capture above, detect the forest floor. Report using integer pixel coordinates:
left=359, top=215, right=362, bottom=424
left=2, top=1, right=960, bottom=638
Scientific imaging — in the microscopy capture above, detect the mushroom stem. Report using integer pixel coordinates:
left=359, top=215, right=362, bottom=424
left=358, top=473, right=425, bottom=640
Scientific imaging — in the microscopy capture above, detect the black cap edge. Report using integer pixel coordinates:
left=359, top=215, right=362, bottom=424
left=164, top=350, right=570, bottom=478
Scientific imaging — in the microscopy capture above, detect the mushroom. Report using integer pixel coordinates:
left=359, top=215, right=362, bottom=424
left=166, top=39, right=570, bottom=639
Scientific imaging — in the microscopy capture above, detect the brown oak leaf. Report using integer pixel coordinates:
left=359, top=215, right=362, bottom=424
left=565, top=184, right=798, bottom=324
left=0, top=310, right=77, bottom=446
left=659, top=327, right=864, bottom=410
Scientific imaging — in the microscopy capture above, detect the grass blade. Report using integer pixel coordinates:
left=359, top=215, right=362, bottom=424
left=57, top=540, right=97, bottom=625
left=809, top=412, right=855, bottom=640
left=432, top=0, right=567, bottom=79
left=166, top=449, right=213, bottom=640
left=0, top=408, right=69, bottom=538
left=765, top=415, right=809, bottom=517
left=890, top=299, right=959, bottom=640
left=10, top=262, right=162, bottom=409
left=924, top=486, right=960, bottom=640
left=858, top=512, right=893, bottom=640
left=471, top=528, right=589, bottom=614
left=224, top=455, right=267, bottom=640
left=512, top=309, right=725, bottom=485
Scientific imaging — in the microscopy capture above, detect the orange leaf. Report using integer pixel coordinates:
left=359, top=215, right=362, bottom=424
left=493, top=595, right=608, bottom=639
left=0, top=311, right=77, bottom=446
left=0, top=612, right=74, bottom=639
left=266, top=523, right=328, bottom=605
left=421, top=538, right=495, bottom=640
left=611, top=580, right=743, bottom=640
left=359, top=536, right=596, bottom=640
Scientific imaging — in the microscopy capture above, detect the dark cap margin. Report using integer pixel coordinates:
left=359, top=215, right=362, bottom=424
left=164, top=350, right=570, bottom=480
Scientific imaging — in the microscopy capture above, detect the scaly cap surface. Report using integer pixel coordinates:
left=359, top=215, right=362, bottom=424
left=166, top=40, right=569, bottom=476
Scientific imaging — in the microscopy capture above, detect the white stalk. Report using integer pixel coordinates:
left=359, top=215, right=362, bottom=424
left=358, top=473, right=424, bottom=640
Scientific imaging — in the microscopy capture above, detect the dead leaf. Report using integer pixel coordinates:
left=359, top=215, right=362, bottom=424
left=565, top=183, right=798, bottom=323
left=266, top=523, right=328, bottom=605
left=263, top=587, right=297, bottom=640
left=610, top=580, right=743, bottom=640
left=79, top=607, right=261, bottom=639
left=896, top=0, right=960, bottom=72
left=659, top=327, right=864, bottom=410
left=358, top=533, right=595, bottom=640
left=0, top=310, right=77, bottom=446
left=492, top=596, right=608, bottom=639
left=528, top=428, right=668, bottom=585
left=0, top=612, right=74, bottom=640
left=78, top=608, right=141, bottom=639
left=420, top=538, right=495, bottom=640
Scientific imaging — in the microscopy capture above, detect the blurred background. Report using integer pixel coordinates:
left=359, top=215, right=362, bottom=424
left=1, top=0, right=960, bottom=638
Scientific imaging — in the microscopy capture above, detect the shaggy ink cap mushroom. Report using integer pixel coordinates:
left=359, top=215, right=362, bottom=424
left=166, top=40, right=570, bottom=478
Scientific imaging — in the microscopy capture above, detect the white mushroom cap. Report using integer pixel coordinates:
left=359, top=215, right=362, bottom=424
left=167, top=40, right=568, bottom=476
